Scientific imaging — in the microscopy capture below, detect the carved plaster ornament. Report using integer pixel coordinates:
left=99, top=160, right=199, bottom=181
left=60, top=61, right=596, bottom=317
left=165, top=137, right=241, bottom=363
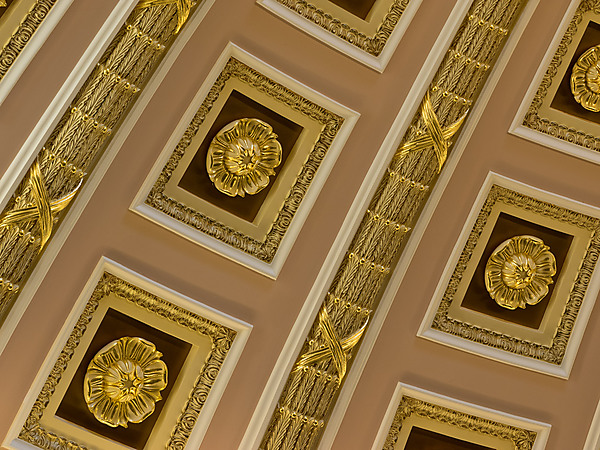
left=485, top=235, right=556, bottom=310
left=84, top=337, right=168, bottom=428
left=206, top=118, right=282, bottom=198
left=571, top=45, right=600, bottom=112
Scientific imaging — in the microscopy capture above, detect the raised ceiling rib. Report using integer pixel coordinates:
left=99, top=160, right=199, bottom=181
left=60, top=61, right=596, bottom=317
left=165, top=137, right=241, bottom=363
left=258, top=0, right=527, bottom=449
left=0, top=1, right=194, bottom=325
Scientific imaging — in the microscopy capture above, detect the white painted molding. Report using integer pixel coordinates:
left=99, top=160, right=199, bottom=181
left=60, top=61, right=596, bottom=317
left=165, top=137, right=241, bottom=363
left=371, top=383, right=551, bottom=450
left=2, top=256, right=252, bottom=450
left=0, top=0, right=216, bottom=356
left=257, top=0, right=423, bottom=73
left=238, top=0, right=540, bottom=447
left=130, top=42, right=359, bottom=280
left=0, top=0, right=76, bottom=107
left=418, top=172, right=600, bottom=379
left=509, top=0, right=600, bottom=165
left=584, top=398, right=600, bottom=450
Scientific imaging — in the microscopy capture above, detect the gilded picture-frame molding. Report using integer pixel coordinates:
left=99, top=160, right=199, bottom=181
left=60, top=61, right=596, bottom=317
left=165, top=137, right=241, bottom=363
left=0, top=0, right=76, bottom=106
left=418, top=172, right=600, bottom=379
left=3, top=257, right=251, bottom=450
left=510, top=0, right=600, bottom=165
left=131, top=43, right=359, bottom=279
left=371, top=384, right=551, bottom=450
left=256, top=0, right=422, bottom=72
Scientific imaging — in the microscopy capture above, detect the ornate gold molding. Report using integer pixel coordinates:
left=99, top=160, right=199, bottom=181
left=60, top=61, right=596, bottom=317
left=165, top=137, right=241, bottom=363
left=522, top=0, right=600, bottom=152
left=259, top=1, right=527, bottom=448
left=0, top=0, right=57, bottom=82
left=0, top=1, right=195, bottom=325
left=382, top=396, right=537, bottom=450
left=145, top=57, right=344, bottom=263
left=18, top=272, right=237, bottom=449
left=272, top=0, right=410, bottom=57
left=432, top=185, right=600, bottom=365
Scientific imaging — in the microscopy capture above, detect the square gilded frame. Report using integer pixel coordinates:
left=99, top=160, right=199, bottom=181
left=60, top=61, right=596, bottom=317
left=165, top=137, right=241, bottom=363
left=372, top=383, right=550, bottom=450
left=3, top=257, right=251, bottom=450
left=256, top=0, right=422, bottom=71
left=131, top=43, right=359, bottom=279
left=418, top=173, right=600, bottom=378
left=511, top=0, right=600, bottom=165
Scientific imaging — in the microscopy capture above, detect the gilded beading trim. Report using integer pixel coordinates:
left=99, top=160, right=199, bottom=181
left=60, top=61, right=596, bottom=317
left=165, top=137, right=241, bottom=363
left=382, top=396, right=537, bottom=450
left=432, top=185, right=600, bottom=365
left=522, top=0, right=600, bottom=152
left=272, top=0, right=410, bottom=57
left=145, top=57, right=344, bottom=263
left=0, top=0, right=57, bottom=82
left=0, top=1, right=186, bottom=325
left=18, top=272, right=237, bottom=449
left=259, top=1, right=526, bottom=449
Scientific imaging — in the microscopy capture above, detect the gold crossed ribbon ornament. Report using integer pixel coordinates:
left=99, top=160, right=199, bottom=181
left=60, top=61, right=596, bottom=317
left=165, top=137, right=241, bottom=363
left=136, top=0, right=194, bottom=33
left=295, top=306, right=367, bottom=382
left=0, top=1, right=7, bottom=8
left=0, top=160, right=81, bottom=250
left=398, top=91, right=468, bottom=172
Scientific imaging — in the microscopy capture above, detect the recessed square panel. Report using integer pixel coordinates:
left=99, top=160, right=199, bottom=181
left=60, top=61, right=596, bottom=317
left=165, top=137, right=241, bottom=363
left=8, top=258, right=251, bottom=450
left=373, top=384, right=550, bottom=450
left=512, top=0, right=600, bottom=163
left=132, top=44, right=358, bottom=278
left=256, top=0, right=422, bottom=71
left=419, top=173, right=600, bottom=378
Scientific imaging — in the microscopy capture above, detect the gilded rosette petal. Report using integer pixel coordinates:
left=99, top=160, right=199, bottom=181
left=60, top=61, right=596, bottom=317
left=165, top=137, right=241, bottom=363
left=484, top=235, right=557, bottom=310
left=571, top=45, right=600, bottom=112
left=83, top=337, right=168, bottom=428
left=206, top=118, right=282, bottom=197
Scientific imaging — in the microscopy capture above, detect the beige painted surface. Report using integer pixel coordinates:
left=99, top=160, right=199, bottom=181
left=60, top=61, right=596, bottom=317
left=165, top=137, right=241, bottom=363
left=0, top=0, right=595, bottom=449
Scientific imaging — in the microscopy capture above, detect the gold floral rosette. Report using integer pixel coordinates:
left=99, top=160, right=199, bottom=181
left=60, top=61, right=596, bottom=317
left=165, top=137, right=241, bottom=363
left=206, top=118, right=282, bottom=197
left=484, top=235, right=557, bottom=310
left=84, top=337, right=168, bottom=428
left=571, top=45, right=600, bottom=112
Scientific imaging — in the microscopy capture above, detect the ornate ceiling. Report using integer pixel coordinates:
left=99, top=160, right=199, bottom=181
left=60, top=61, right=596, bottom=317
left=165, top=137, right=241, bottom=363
left=0, top=1, right=598, bottom=449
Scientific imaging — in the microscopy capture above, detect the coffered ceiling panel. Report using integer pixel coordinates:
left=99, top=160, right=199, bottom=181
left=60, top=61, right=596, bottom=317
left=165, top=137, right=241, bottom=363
left=1, top=1, right=599, bottom=450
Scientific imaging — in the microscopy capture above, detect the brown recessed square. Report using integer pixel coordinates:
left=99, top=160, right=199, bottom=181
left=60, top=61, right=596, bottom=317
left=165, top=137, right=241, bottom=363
left=550, top=20, right=600, bottom=123
left=328, top=0, right=377, bottom=20
left=56, top=308, right=192, bottom=449
left=178, top=90, right=303, bottom=222
left=405, top=427, right=493, bottom=450
left=460, top=213, right=573, bottom=329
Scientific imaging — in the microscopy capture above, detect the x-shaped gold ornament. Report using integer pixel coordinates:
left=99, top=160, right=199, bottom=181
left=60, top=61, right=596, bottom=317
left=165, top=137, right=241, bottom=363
left=397, top=91, right=468, bottom=172
left=0, top=160, right=81, bottom=250
left=136, top=0, right=194, bottom=33
left=0, top=1, right=7, bottom=8
left=295, top=306, right=367, bottom=382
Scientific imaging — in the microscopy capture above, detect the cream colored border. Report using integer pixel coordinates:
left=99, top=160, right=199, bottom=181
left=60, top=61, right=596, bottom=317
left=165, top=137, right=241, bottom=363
left=239, top=0, right=540, bottom=447
left=583, top=398, right=600, bottom=449
left=131, top=43, right=359, bottom=279
left=418, top=172, right=600, bottom=379
left=0, top=0, right=75, bottom=107
left=0, top=0, right=217, bottom=357
left=3, top=257, right=252, bottom=450
left=257, top=0, right=423, bottom=72
left=371, top=383, right=551, bottom=450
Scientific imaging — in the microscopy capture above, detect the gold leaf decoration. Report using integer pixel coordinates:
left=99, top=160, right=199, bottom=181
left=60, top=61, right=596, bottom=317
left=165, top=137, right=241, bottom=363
left=571, top=45, right=600, bottom=112
left=0, top=1, right=7, bottom=8
left=485, top=235, right=557, bottom=310
left=84, top=336, right=168, bottom=428
left=206, top=118, right=282, bottom=197
left=136, top=0, right=194, bottom=33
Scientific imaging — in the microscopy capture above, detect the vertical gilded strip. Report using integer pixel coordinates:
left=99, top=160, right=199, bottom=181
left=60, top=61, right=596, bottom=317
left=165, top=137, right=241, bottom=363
left=259, top=1, right=526, bottom=449
left=0, top=1, right=194, bottom=325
